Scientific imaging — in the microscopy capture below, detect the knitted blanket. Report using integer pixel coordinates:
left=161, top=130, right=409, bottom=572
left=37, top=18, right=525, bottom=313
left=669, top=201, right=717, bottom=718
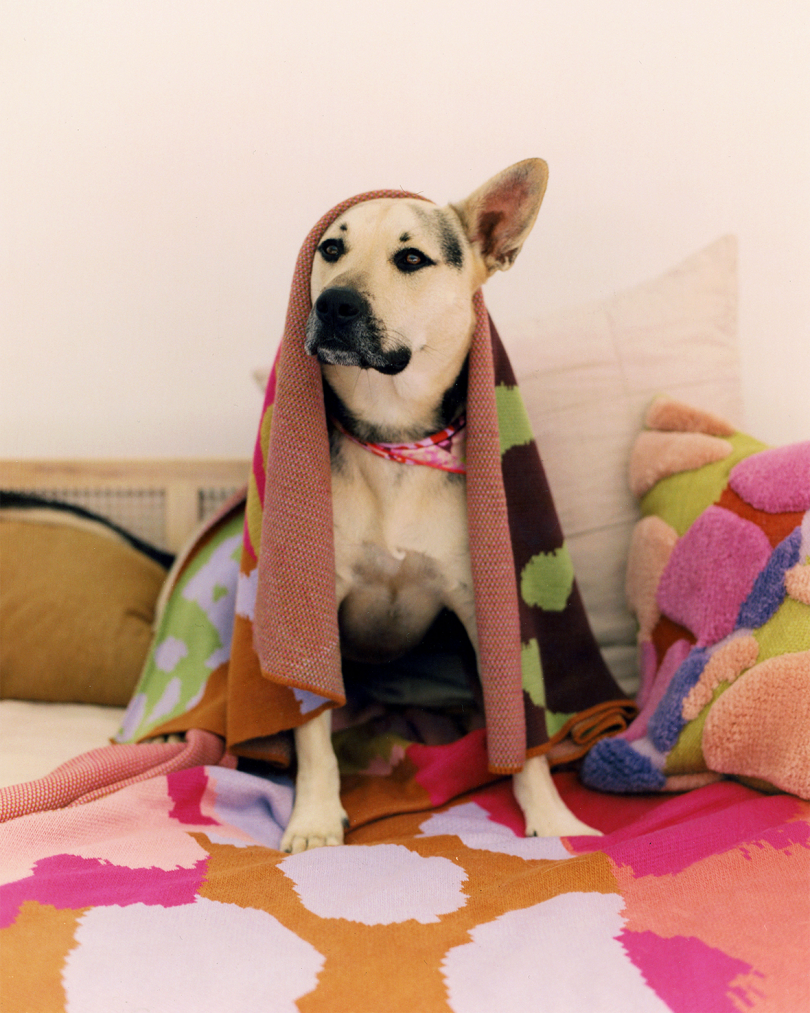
left=132, top=190, right=633, bottom=774
left=3, top=758, right=808, bottom=1012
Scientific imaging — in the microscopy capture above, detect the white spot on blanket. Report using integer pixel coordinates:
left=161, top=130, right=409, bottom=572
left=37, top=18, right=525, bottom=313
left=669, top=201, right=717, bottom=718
left=116, top=692, right=146, bottom=742
left=204, top=766, right=293, bottom=850
left=419, top=802, right=572, bottom=860
left=442, top=892, right=670, bottom=1013
left=153, top=636, right=188, bottom=673
left=236, top=567, right=258, bottom=620
left=146, top=677, right=182, bottom=724
left=63, top=899, right=324, bottom=1012
left=280, top=843, right=467, bottom=924
left=182, top=532, right=241, bottom=664
left=293, top=688, right=329, bottom=714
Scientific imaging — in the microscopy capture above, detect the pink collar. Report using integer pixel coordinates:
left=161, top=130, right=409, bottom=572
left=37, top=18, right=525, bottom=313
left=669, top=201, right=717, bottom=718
left=331, top=415, right=467, bottom=474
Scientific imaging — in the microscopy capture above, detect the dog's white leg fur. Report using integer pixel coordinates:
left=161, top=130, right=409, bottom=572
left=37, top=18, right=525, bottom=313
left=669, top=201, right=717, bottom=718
left=513, top=755, right=602, bottom=837
left=445, top=583, right=601, bottom=838
left=281, top=710, right=349, bottom=853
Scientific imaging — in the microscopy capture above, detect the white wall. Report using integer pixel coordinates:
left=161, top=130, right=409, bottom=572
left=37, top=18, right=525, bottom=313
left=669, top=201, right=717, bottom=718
left=2, top=0, right=808, bottom=457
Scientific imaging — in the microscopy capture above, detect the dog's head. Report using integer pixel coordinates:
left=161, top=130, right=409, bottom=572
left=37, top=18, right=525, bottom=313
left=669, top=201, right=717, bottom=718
left=305, top=159, right=548, bottom=434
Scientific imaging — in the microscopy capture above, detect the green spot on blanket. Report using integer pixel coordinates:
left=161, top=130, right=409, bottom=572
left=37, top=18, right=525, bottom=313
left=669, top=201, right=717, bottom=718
left=520, top=544, right=575, bottom=612
left=521, top=639, right=545, bottom=706
left=521, top=639, right=577, bottom=738
left=494, top=383, right=534, bottom=455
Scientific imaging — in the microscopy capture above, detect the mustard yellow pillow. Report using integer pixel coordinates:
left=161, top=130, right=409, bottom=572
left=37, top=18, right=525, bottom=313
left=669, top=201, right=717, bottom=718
left=1, top=514, right=168, bottom=705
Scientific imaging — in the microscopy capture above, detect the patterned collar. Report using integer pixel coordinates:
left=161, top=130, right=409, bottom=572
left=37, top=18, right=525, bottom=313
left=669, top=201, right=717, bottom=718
left=330, top=414, right=467, bottom=474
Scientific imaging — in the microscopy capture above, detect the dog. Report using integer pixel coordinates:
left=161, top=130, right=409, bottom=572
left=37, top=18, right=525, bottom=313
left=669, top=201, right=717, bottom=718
left=280, top=159, right=600, bottom=853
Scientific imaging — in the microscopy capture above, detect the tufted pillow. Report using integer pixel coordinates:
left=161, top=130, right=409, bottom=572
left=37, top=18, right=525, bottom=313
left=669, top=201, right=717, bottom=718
left=581, top=397, right=810, bottom=798
left=0, top=503, right=170, bottom=706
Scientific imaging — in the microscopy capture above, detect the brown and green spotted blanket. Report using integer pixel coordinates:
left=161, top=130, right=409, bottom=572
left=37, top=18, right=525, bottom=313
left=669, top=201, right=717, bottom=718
left=134, top=189, right=633, bottom=773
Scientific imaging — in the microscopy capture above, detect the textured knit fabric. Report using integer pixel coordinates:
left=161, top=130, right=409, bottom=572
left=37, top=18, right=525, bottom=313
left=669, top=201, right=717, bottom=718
left=138, top=191, right=633, bottom=774
left=2, top=755, right=808, bottom=1013
left=583, top=396, right=810, bottom=797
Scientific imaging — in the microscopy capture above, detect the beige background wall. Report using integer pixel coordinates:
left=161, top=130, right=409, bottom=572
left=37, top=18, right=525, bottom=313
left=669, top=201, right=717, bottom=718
left=2, top=1, right=808, bottom=457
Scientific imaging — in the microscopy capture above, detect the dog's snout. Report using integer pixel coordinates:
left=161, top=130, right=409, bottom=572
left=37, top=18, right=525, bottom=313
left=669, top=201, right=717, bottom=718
left=315, top=287, right=365, bottom=330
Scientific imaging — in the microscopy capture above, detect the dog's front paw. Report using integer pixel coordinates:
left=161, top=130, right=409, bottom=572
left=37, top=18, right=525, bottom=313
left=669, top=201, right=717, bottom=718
left=513, top=755, right=603, bottom=838
left=280, top=801, right=350, bottom=854
left=524, top=811, right=603, bottom=838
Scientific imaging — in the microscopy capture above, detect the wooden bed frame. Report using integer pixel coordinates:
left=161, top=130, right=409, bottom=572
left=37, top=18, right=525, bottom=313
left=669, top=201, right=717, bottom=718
left=0, top=459, right=250, bottom=553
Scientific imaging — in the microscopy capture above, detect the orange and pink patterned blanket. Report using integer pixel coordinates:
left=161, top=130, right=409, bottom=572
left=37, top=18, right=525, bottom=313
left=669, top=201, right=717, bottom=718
left=2, top=733, right=808, bottom=1012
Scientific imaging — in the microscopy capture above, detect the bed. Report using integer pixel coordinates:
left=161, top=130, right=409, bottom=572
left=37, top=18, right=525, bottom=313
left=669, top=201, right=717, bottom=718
left=1, top=236, right=808, bottom=1013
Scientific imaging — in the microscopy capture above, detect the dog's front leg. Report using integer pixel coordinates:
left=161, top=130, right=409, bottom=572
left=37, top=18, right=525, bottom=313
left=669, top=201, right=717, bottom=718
left=444, top=582, right=601, bottom=838
left=280, top=710, right=349, bottom=853
left=513, top=755, right=601, bottom=837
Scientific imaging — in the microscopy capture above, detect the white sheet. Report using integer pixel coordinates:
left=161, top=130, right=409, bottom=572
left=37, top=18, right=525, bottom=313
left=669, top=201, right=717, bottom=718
left=0, top=700, right=126, bottom=788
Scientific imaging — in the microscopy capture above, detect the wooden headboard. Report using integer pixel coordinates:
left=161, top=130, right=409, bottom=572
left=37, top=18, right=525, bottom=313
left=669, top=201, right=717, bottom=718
left=0, top=459, right=250, bottom=552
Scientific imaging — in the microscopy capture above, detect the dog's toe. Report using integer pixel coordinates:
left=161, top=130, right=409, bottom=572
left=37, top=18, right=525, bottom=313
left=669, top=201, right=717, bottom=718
left=280, top=805, right=349, bottom=853
left=525, top=814, right=603, bottom=838
left=282, top=830, right=344, bottom=853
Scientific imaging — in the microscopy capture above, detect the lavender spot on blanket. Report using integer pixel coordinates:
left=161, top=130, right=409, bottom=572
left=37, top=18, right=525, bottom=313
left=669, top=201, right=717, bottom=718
left=293, top=688, right=330, bottom=714
left=146, top=676, right=182, bottom=725
left=154, top=636, right=189, bottom=673
left=235, top=567, right=258, bottom=620
left=204, top=766, right=293, bottom=849
left=1, top=853, right=208, bottom=928
left=181, top=532, right=241, bottom=661
left=443, top=894, right=666, bottom=1013
left=116, top=692, right=147, bottom=742
left=419, top=801, right=573, bottom=859
left=61, top=898, right=324, bottom=1012
left=280, top=843, right=467, bottom=924
left=736, top=526, right=802, bottom=629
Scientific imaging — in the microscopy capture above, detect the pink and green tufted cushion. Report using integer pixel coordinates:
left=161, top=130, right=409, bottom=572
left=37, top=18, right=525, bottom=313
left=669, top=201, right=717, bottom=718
left=581, top=396, right=810, bottom=798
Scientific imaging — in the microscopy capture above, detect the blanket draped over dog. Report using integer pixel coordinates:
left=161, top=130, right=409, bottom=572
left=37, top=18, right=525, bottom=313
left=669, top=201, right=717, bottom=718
left=147, top=191, right=635, bottom=774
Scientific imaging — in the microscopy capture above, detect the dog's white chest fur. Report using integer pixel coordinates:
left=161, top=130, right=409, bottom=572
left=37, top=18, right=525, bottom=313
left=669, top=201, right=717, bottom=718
left=330, top=436, right=473, bottom=664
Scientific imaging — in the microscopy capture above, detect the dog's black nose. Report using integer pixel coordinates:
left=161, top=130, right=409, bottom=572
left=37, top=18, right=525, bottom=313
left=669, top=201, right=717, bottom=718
left=314, top=287, right=365, bottom=330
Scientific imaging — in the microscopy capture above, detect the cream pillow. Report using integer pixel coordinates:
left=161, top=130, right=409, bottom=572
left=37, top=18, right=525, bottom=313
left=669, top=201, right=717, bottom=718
left=501, top=236, right=742, bottom=695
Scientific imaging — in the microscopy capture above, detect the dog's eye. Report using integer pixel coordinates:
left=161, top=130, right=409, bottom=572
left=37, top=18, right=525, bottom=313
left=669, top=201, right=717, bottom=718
left=319, top=238, right=344, bottom=263
left=394, top=248, right=435, bottom=273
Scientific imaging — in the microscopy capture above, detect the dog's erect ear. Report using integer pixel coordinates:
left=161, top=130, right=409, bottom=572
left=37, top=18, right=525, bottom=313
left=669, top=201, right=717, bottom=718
left=452, top=158, right=548, bottom=274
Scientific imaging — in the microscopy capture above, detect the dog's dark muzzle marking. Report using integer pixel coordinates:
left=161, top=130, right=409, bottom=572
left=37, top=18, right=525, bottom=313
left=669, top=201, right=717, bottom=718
left=305, top=287, right=411, bottom=375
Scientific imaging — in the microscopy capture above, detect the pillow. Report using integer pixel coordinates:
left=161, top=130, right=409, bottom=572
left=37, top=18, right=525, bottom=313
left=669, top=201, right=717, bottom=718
left=581, top=397, right=810, bottom=798
left=0, top=504, right=170, bottom=706
left=500, top=236, right=742, bottom=696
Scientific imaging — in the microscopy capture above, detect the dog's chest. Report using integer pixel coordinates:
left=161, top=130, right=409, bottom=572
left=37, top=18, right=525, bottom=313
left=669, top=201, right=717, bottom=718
left=330, top=436, right=471, bottom=662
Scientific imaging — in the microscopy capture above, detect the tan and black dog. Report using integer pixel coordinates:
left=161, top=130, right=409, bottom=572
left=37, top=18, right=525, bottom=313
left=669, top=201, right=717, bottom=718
left=282, top=159, right=600, bottom=852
